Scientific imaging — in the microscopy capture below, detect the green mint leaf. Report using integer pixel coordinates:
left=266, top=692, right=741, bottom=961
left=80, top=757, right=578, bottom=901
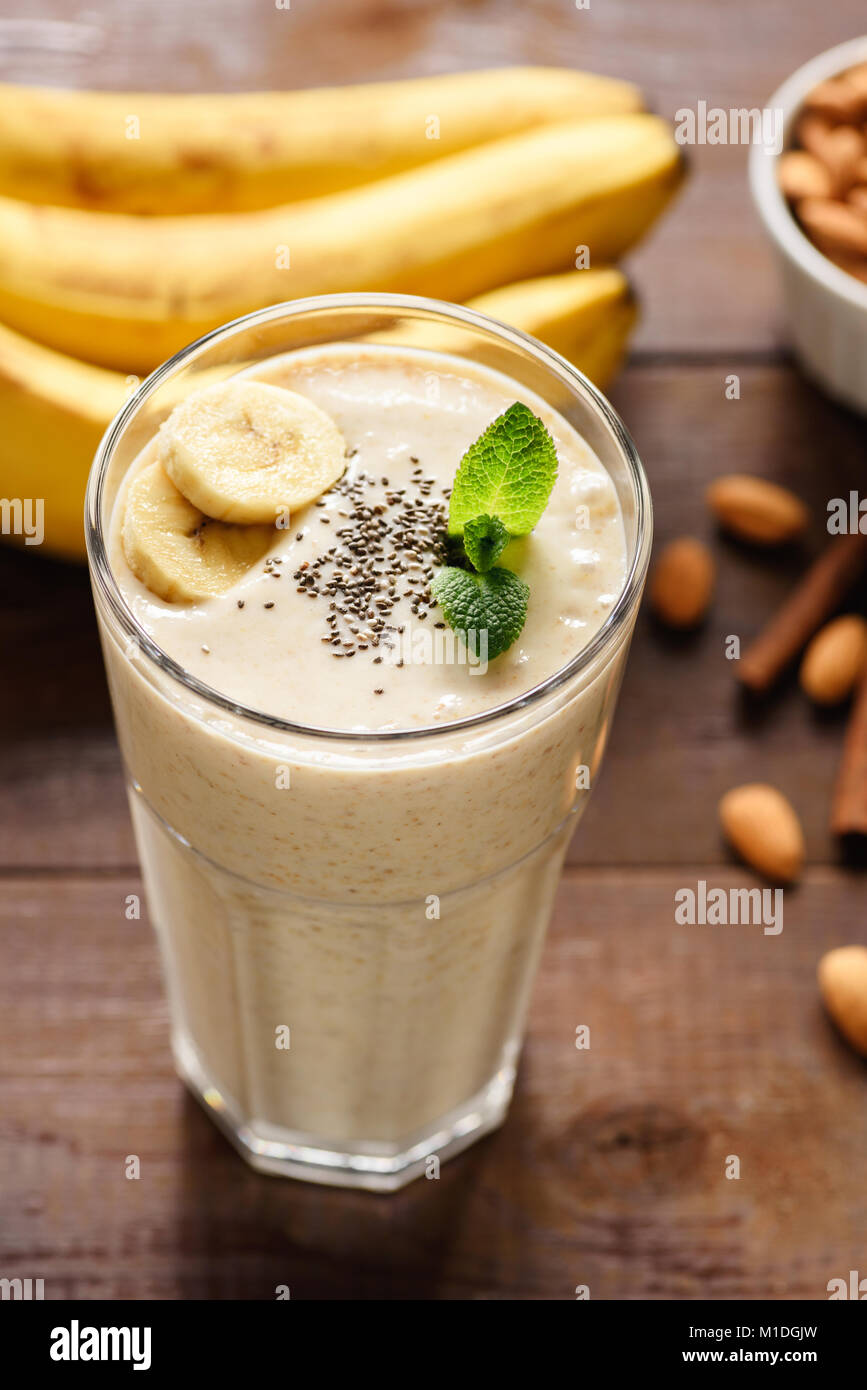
left=448, top=402, right=558, bottom=537
left=430, top=565, right=529, bottom=661
left=462, top=514, right=510, bottom=573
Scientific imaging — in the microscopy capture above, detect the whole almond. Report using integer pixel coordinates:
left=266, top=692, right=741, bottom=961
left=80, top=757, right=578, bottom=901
left=706, top=474, right=809, bottom=545
left=777, top=150, right=833, bottom=201
left=818, top=945, right=867, bottom=1056
left=650, top=537, right=715, bottom=628
left=803, top=77, right=867, bottom=123
left=799, top=196, right=867, bottom=258
left=800, top=78, right=861, bottom=123
left=719, top=784, right=805, bottom=883
left=826, top=249, right=867, bottom=284
left=799, top=614, right=867, bottom=704
left=846, top=185, right=867, bottom=213
left=840, top=64, right=867, bottom=114
left=795, top=113, right=863, bottom=195
left=796, top=111, right=836, bottom=159
left=816, top=125, right=865, bottom=194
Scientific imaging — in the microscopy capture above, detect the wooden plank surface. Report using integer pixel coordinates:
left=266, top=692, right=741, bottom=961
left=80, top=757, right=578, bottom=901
left=1, top=0, right=866, bottom=1302
left=1, top=870, right=864, bottom=1301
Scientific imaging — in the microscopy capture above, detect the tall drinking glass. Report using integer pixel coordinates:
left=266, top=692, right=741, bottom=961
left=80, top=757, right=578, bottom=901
left=85, top=294, right=651, bottom=1191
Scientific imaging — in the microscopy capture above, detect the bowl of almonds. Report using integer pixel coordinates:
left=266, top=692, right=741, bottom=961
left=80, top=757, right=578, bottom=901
left=750, top=37, right=867, bottom=413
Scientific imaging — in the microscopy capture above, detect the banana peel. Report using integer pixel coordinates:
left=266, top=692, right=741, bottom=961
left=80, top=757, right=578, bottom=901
left=0, top=327, right=128, bottom=560
left=0, top=268, right=637, bottom=562
left=0, top=115, right=681, bottom=372
left=0, top=69, right=642, bottom=214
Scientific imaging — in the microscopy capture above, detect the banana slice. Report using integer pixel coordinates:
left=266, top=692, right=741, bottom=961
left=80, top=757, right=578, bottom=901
left=122, top=462, right=274, bottom=602
left=157, top=379, right=346, bottom=523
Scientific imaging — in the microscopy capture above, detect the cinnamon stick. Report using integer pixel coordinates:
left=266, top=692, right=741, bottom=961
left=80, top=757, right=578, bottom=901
left=832, top=663, right=867, bottom=836
left=738, top=532, right=867, bottom=693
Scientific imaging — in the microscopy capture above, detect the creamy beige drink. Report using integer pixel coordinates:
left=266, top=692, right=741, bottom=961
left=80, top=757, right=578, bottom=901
left=87, top=299, right=648, bottom=1189
left=112, top=346, right=626, bottom=729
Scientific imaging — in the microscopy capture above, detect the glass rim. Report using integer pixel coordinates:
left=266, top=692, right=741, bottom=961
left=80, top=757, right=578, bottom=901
left=85, top=291, right=652, bottom=745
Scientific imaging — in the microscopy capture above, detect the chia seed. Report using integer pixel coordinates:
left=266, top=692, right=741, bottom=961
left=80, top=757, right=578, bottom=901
left=288, top=456, right=446, bottom=662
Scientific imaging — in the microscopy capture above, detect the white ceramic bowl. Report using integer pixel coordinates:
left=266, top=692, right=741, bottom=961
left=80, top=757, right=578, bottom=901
left=750, top=36, right=867, bottom=414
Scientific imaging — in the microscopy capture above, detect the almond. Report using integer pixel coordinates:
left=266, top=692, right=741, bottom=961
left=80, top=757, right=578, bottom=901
left=796, top=110, right=837, bottom=160
left=818, top=945, right=867, bottom=1056
left=803, top=76, right=867, bottom=123
left=826, top=249, right=867, bottom=284
left=815, top=125, right=865, bottom=194
left=650, top=537, right=715, bottom=628
left=840, top=64, right=867, bottom=113
left=799, top=196, right=867, bottom=258
left=777, top=150, right=833, bottom=201
left=794, top=115, right=865, bottom=195
left=718, top=784, right=805, bottom=883
left=706, top=474, right=809, bottom=545
left=799, top=614, right=867, bottom=704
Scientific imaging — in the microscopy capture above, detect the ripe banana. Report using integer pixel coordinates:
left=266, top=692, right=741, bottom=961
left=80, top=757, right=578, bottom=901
left=365, top=268, right=637, bottom=382
left=468, top=269, right=637, bottom=378
left=0, top=323, right=128, bottom=560
left=158, top=380, right=346, bottom=522
left=0, top=68, right=643, bottom=215
left=567, top=298, right=638, bottom=389
left=0, top=115, right=682, bottom=373
left=122, top=461, right=274, bottom=601
left=0, top=268, right=635, bottom=562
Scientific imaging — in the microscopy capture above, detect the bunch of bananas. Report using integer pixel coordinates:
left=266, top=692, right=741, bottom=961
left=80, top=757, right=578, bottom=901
left=0, top=67, right=684, bottom=559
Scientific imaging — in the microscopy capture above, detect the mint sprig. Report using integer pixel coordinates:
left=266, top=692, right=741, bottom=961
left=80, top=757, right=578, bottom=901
left=462, top=514, right=510, bottom=573
left=430, top=567, right=529, bottom=662
left=430, top=402, right=558, bottom=661
left=448, top=401, right=558, bottom=537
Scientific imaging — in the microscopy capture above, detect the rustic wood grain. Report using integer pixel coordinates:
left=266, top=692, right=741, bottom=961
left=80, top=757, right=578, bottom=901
left=577, top=362, right=867, bottom=867
left=0, top=871, right=864, bottom=1300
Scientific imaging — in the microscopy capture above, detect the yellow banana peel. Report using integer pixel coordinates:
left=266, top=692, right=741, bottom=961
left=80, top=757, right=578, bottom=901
left=0, top=268, right=637, bottom=562
left=0, top=68, right=642, bottom=214
left=0, top=115, right=681, bottom=373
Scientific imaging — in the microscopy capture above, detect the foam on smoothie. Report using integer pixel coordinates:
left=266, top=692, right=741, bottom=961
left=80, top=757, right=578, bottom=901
left=109, top=344, right=627, bottom=731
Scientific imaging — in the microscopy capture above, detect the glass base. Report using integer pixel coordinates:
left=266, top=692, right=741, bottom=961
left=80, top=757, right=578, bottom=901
left=173, top=1030, right=516, bottom=1192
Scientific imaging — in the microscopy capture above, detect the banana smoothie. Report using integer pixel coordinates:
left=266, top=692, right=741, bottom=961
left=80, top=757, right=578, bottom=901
left=92, top=323, right=643, bottom=1189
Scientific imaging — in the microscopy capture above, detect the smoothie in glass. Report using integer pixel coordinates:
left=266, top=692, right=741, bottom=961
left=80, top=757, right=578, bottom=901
left=86, top=295, right=650, bottom=1190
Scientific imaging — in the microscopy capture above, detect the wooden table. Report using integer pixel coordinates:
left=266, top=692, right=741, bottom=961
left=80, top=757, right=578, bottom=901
left=1, top=0, right=866, bottom=1300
